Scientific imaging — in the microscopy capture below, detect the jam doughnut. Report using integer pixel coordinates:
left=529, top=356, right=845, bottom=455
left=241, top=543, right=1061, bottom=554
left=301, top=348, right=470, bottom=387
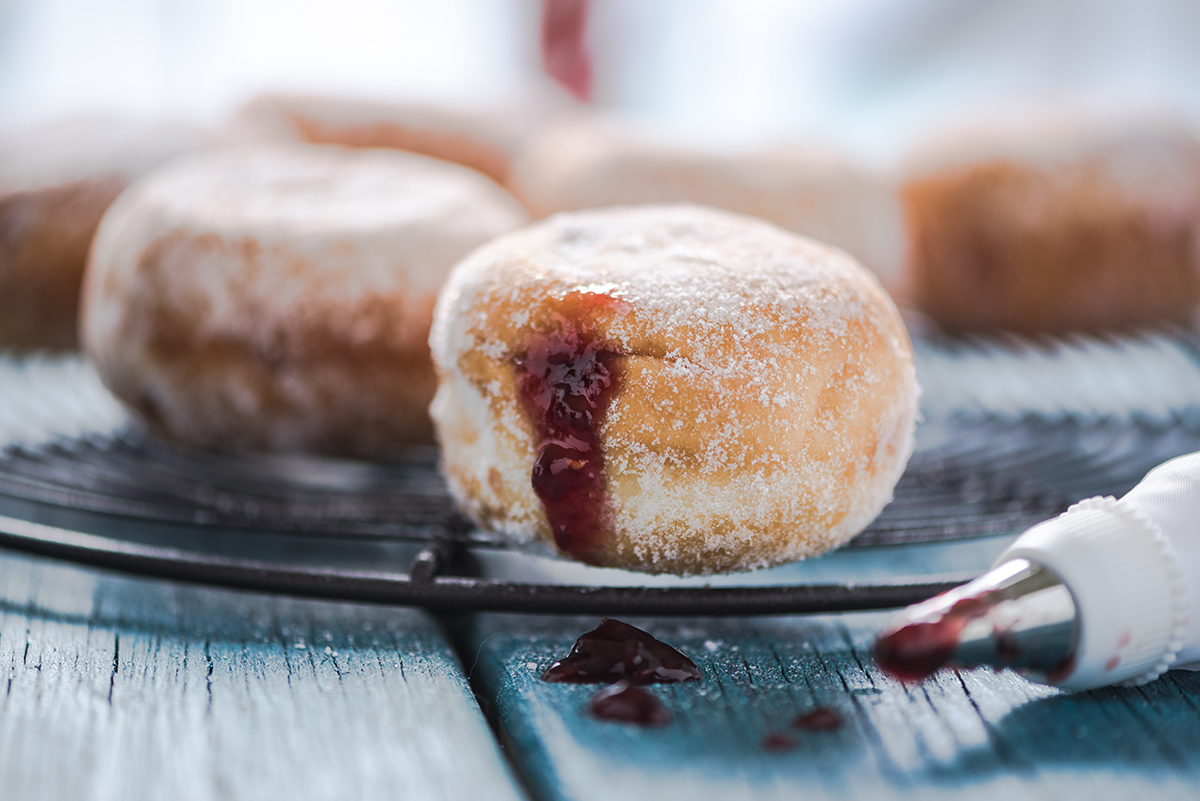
left=431, top=204, right=918, bottom=574
left=901, top=110, right=1200, bottom=334
left=82, top=144, right=529, bottom=456
left=0, top=115, right=208, bottom=349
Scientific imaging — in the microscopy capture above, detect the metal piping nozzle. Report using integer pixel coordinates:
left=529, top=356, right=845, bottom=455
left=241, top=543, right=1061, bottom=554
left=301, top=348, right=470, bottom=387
left=874, top=559, right=1079, bottom=682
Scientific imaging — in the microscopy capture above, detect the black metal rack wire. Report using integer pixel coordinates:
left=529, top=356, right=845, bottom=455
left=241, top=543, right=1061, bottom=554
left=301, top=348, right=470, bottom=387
left=3, top=408, right=1200, bottom=614
left=6, top=327, right=1200, bottom=613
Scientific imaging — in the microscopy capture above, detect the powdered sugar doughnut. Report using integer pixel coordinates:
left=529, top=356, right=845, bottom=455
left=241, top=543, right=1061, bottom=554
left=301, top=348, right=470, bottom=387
left=0, top=115, right=209, bottom=349
left=508, top=118, right=905, bottom=285
left=901, top=110, right=1200, bottom=333
left=233, top=93, right=566, bottom=188
left=431, top=204, right=918, bottom=575
left=83, top=144, right=529, bottom=456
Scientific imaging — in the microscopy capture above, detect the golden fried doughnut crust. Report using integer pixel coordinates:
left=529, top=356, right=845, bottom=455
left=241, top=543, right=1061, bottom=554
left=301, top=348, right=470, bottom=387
left=431, top=204, right=918, bottom=575
left=900, top=111, right=1200, bottom=334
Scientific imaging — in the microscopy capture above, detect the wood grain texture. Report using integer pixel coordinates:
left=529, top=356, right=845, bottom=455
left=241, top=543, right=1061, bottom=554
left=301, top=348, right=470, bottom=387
left=467, top=612, right=1200, bottom=801
left=0, top=547, right=526, bottom=801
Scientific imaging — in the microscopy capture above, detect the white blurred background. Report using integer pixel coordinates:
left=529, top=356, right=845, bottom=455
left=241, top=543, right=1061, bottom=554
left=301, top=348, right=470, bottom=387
left=2, top=0, right=1200, bottom=158
left=0, top=0, right=541, bottom=121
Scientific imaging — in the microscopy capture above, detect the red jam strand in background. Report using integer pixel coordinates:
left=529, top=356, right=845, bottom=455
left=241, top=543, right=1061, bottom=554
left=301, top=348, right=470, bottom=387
left=541, top=0, right=592, bottom=102
left=792, top=707, right=843, bottom=732
left=513, top=292, right=625, bottom=564
left=588, top=682, right=671, bottom=727
left=541, top=618, right=702, bottom=684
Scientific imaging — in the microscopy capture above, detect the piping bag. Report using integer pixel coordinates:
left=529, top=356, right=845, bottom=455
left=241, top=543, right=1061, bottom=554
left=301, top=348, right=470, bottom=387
left=874, top=452, right=1200, bottom=690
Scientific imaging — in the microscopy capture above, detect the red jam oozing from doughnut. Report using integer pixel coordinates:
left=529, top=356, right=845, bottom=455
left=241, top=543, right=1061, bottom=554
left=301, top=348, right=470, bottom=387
left=514, top=292, right=626, bottom=563
left=541, top=618, right=702, bottom=684
left=588, top=682, right=671, bottom=726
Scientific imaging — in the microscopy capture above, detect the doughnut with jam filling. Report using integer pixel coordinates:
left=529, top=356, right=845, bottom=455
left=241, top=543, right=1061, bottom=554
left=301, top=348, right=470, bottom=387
left=431, top=204, right=918, bottom=575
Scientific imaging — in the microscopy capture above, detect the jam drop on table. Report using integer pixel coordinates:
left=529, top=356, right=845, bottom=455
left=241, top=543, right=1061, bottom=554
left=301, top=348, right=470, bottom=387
left=761, top=732, right=798, bottom=753
left=793, top=707, right=843, bottom=732
left=589, top=682, right=671, bottom=726
left=541, top=618, right=702, bottom=684
left=514, top=292, right=626, bottom=564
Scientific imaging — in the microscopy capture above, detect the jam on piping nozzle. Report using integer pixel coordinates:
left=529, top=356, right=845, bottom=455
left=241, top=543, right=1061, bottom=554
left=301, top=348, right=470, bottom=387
left=874, top=558, right=1078, bottom=683
left=876, top=451, right=1200, bottom=691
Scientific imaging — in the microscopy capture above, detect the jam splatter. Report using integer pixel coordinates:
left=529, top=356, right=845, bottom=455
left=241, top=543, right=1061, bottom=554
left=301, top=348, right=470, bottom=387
left=792, top=707, right=843, bottom=732
left=513, top=292, right=625, bottom=564
left=541, top=618, right=702, bottom=684
left=1043, top=653, right=1077, bottom=685
left=761, top=732, right=798, bottom=753
left=873, top=593, right=1000, bottom=682
left=589, top=682, right=671, bottom=726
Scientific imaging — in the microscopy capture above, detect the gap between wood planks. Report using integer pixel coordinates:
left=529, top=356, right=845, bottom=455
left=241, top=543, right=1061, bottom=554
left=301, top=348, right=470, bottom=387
left=437, top=611, right=542, bottom=801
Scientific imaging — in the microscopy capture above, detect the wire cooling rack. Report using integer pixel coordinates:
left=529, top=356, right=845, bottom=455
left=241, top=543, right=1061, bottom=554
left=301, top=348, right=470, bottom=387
left=2, top=328, right=1200, bottom=614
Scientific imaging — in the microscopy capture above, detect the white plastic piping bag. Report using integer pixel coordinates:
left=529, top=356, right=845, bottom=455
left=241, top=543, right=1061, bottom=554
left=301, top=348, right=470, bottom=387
left=1000, top=451, right=1200, bottom=689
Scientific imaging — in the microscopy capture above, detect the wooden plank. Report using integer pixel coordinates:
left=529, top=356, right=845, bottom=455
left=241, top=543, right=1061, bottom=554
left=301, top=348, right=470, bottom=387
left=467, top=611, right=1200, bottom=801
left=0, top=548, right=526, bottom=801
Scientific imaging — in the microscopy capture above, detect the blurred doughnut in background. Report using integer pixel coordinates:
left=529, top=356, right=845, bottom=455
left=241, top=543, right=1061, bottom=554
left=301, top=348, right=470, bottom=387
left=230, top=92, right=571, bottom=190
left=898, top=106, right=1200, bottom=334
left=8, top=0, right=1199, bottom=157
left=2, top=0, right=1199, bottom=350
left=81, top=144, right=530, bottom=456
left=0, top=115, right=210, bottom=349
left=508, top=116, right=906, bottom=284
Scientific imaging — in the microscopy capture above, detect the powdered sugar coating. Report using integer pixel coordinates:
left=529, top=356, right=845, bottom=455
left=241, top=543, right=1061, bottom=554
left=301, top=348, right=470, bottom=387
left=431, top=204, right=918, bottom=575
left=83, top=144, right=529, bottom=455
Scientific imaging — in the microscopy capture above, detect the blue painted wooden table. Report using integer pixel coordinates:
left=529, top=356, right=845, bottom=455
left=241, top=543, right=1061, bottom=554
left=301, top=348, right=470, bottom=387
left=466, top=612, right=1200, bottom=801
left=6, top=541, right=1200, bottom=801
left=7, top=340, right=1200, bottom=800
left=0, top=548, right=524, bottom=800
